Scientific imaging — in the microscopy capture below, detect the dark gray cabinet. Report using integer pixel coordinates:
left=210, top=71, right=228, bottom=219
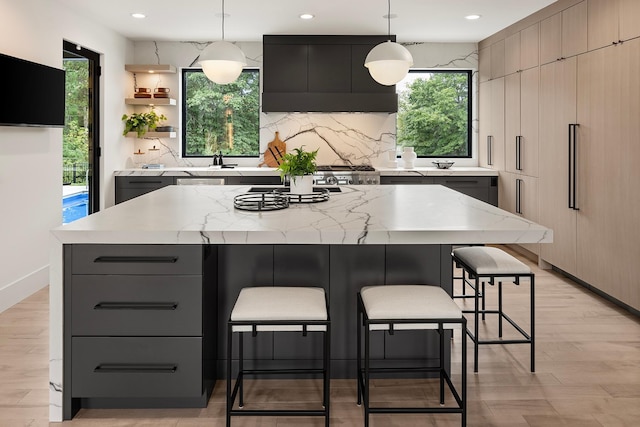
left=380, top=175, right=499, bottom=206
left=63, top=244, right=217, bottom=419
left=115, top=176, right=173, bottom=204
left=262, top=35, right=397, bottom=112
left=115, top=175, right=283, bottom=204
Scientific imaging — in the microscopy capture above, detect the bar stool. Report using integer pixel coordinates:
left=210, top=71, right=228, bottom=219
left=226, top=286, right=330, bottom=427
left=356, top=285, right=467, bottom=427
left=452, top=246, right=535, bottom=373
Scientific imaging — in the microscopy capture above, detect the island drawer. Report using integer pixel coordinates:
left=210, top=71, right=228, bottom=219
left=71, top=337, right=203, bottom=398
left=70, top=244, right=202, bottom=275
left=71, top=275, right=202, bottom=336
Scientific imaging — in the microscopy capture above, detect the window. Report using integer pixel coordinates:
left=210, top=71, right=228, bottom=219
left=396, top=70, right=471, bottom=158
left=182, top=68, right=260, bottom=157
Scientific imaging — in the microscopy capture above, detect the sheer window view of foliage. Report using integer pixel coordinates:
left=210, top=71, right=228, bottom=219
left=183, top=69, right=260, bottom=157
left=63, top=58, right=89, bottom=185
left=396, top=71, right=471, bottom=157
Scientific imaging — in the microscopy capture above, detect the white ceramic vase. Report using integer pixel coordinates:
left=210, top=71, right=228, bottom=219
left=289, top=174, right=314, bottom=194
left=402, top=147, right=417, bottom=169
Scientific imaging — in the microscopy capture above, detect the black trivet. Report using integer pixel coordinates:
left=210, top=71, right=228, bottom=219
left=234, top=193, right=289, bottom=211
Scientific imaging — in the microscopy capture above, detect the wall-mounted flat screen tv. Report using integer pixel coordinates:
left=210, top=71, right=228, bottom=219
left=0, top=52, right=65, bottom=128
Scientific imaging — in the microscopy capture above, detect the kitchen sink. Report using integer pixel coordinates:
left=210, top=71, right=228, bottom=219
left=248, top=186, right=342, bottom=193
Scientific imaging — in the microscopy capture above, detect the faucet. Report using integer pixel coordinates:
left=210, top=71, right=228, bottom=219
left=211, top=154, right=219, bottom=166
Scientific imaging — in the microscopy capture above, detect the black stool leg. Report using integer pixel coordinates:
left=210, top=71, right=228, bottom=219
left=238, top=332, right=244, bottom=408
left=461, top=319, right=467, bottom=427
left=364, top=320, right=370, bottom=427
left=356, top=301, right=362, bottom=406
left=531, top=275, right=535, bottom=372
left=324, top=325, right=331, bottom=427
left=439, top=326, right=445, bottom=405
left=226, top=323, right=232, bottom=427
left=473, top=275, right=480, bottom=373
left=498, top=281, right=503, bottom=338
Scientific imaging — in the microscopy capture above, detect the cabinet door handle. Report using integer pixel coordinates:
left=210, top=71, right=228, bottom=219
left=127, top=180, right=165, bottom=184
left=487, top=136, right=493, bottom=166
left=93, top=302, right=178, bottom=310
left=516, top=136, right=523, bottom=171
left=444, top=180, right=479, bottom=185
left=93, top=256, right=179, bottom=263
left=568, top=124, right=580, bottom=210
left=516, top=179, right=523, bottom=214
left=94, top=363, right=177, bottom=374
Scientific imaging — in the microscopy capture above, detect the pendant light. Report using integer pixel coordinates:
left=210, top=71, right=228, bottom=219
left=364, top=0, right=413, bottom=86
left=199, top=0, right=247, bottom=84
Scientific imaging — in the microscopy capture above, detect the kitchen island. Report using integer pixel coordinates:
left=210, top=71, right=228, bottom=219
left=49, top=184, right=551, bottom=421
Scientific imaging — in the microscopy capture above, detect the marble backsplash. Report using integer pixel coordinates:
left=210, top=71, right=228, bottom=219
left=129, top=112, right=396, bottom=168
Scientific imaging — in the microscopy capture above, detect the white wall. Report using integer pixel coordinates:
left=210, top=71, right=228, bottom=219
left=0, top=0, right=130, bottom=312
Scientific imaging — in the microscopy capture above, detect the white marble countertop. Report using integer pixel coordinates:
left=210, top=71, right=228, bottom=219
left=52, top=184, right=548, bottom=245
left=114, top=166, right=498, bottom=177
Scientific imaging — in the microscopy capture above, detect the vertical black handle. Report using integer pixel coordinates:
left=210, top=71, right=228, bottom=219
left=568, top=124, right=579, bottom=210
left=516, top=179, right=523, bottom=214
left=572, top=124, right=579, bottom=210
left=487, top=136, right=493, bottom=166
left=516, top=136, right=522, bottom=171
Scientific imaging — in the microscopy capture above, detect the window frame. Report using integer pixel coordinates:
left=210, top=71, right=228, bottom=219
left=396, top=69, right=472, bottom=159
left=181, top=67, right=261, bottom=158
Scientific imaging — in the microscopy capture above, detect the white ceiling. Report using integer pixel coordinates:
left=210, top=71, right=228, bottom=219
left=56, top=0, right=557, bottom=43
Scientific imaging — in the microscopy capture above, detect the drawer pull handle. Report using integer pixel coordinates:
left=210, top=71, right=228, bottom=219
left=94, top=363, right=177, bottom=374
left=94, top=302, right=178, bottom=310
left=445, top=180, right=479, bottom=185
left=93, top=256, right=178, bottom=263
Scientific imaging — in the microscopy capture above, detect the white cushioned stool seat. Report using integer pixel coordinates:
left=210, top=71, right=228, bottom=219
left=452, top=246, right=531, bottom=275
left=231, top=286, right=327, bottom=332
left=360, top=285, right=462, bottom=331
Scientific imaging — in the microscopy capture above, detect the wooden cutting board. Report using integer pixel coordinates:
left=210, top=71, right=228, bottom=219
left=260, top=131, right=286, bottom=167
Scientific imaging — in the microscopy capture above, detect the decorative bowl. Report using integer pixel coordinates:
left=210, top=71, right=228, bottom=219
left=432, top=161, right=455, bottom=169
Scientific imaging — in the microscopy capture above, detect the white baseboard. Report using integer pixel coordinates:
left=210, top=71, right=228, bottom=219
left=0, top=265, right=49, bottom=313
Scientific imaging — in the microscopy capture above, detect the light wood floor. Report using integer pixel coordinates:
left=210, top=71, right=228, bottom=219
left=1, top=246, right=638, bottom=426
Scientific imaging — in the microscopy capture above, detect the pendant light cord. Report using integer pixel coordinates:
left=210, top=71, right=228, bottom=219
left=387, top=0, right=391, bottom=39
left=221, top=0, right=226, bottom=40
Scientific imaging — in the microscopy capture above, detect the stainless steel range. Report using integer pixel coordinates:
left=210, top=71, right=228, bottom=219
left=313, top=165, right=380, bottom=186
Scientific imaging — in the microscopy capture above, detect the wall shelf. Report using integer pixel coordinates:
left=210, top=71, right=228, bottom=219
left=125, top=98, right=176, bottom=106
left=125, top=64, right=176, bottom=74
left=126, top=131, right=177, bottom=139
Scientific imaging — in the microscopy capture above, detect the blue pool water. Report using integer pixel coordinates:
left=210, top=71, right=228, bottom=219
left=63, top=191, right=88, bottom=224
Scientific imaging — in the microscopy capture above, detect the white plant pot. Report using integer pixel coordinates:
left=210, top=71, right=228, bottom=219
left=289, top=175, right=314, bottom=194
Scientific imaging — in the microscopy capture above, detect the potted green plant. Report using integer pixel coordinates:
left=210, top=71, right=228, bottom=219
left=276, top=146, right=319, bottom=194
left=121, top=109, right=167, bottom=138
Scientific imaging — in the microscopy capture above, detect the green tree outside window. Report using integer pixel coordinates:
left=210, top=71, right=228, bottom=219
left=397, top=71, right=471, bottom=157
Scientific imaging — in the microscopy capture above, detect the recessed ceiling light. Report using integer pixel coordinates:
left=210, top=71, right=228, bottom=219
left=300, top=13, right=314, bottom=20
left=465, top=14, right=481, bottom=20
left=131, top=13, right=146, bottom=19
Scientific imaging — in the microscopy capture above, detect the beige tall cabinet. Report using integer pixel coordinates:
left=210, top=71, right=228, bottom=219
left=540, top=1, right=587, bottom=64
left=539, top=57, right=578, bottom=274
left=478, top=78, right=505, bottom=170
left=587, top=0, right=640, bottom=50
left=575, top=39, right=640, bottom=309
left=479, top=0, right=640, bottom=310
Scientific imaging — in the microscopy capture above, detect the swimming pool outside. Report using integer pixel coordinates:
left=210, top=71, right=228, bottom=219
left=63, top=190, right=88, bottom=224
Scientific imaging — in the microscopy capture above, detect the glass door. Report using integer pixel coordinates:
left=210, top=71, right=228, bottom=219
left=62, top=41, right=100, bottom=223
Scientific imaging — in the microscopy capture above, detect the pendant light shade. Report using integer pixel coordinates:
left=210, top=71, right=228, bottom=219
left=364, top=0, right=413, bottom=86
left=199, top=0, right=246, bottom=85
left=364, top=41, right=413, bottom=86
left=199, top=41, right=247, bottom=84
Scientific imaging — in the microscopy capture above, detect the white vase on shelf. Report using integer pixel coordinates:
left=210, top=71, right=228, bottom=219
left=402, top=147, right=417, bottom=169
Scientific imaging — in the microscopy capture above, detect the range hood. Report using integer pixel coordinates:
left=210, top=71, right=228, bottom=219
left=262, top=35, right=398, bottom=113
